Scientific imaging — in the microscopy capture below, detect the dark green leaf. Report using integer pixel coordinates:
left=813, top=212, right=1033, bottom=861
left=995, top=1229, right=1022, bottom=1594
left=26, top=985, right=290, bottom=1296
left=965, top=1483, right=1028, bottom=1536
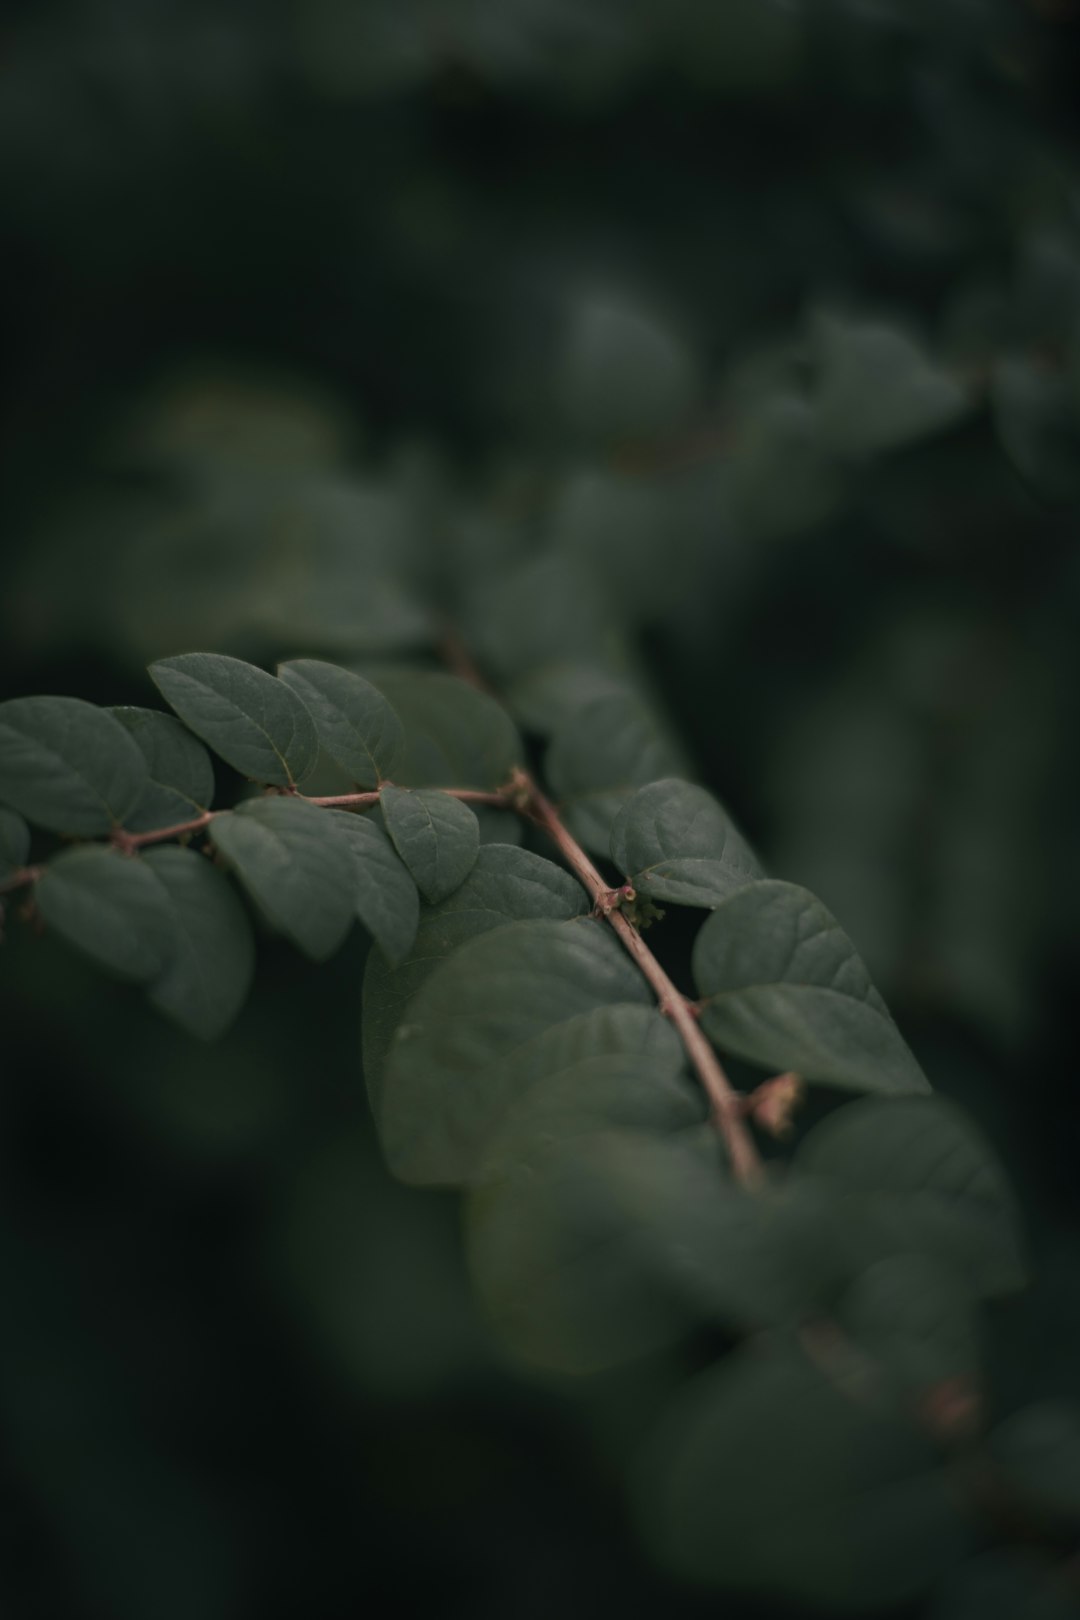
left=210, top=796, right=354, bottom=961
left=992, top=356, right=1080, bottom=503
left=360, top=669, right=522, bottom=791
left=0, top=696, right=148, bottom=836
left=812, top=312, right=971, bottom=458
left=378, top=918, right=650, bottom=1184
left=558, top=300, right=698, bottom=444
left=142, top=845, right=255, bottom=1039
left=547, top=692, right=687, bottom=854
left=928, top=1551, right=1080, bottom=1620
left=361, top=844, right=588, bottom=1103
left=638, top=1344, right=972, bottom=1610
left=796, top=1096, right=1025, bottom=1297
left=149, top=653, right=319, bottom=787
left=111, top=706, right=215, bottom=831
left=327, top=809, right=419, bottom=964
left=989, top=1403, right=1080, bottom=1521
left=465, top=552, right=627, bottom=687
left=277, top=658, right=403, bottom=787
left=692, top=880, right=928, bottom=1093
left=0, top=807, right=30, bottom=880
left=37, top=846, right=176, bottom=982
left=380, top=786, right=479, bottom=904
left=840, top=1254, right=979, bottom=1396
left=610, top=778, right=762, bottom=907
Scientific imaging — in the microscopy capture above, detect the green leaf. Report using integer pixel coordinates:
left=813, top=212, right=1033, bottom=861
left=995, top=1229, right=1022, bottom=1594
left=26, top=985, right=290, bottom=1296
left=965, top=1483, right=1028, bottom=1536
left=840, top=1254, right=979, bottom=1397
left=928, top=1551, right=1080, bottom=1620
left=0, top=696, right=148, bottom=836
left=989, top=1403, right=1080, bottom=1521
left=465, top=552, right=627, bottom=687
left=361, top=844, right=588, bottom=1103
left=326, top=809, right=419, bottom=965
left=638, top=1344, right=972, bottom=1610
left=36, top=846, right=176, bottom=982
left=558, top=300, right=698, bottom=445
left=111, top=706, right=215, bottom=831
left=0, top=807, right=30, bottom=880
left=359, top=669, right=522, bottom=791
left=380, top=786, right=479, bottom=904
left=149, top=653, right=319, bottom=787
left=795, top=1096, right=1025, bottom=1297
left=505, top=662, right=633, bottom=737
left=547, top=692, right=687, bottom=855
left=812, top=312, right=971, bottom=459
left=992, top=356, right=1080, bottom=503
left=692, top=880, right=928, bottom=1094
left=378, top=918, right=650, bottom=1184
left=610, top=778, right=762, bottom=908
left=209, top=797, right=355, bottom=961
left=277, top=659, right=403, bottom=787
left=142, top=846, right=255, bottom=1040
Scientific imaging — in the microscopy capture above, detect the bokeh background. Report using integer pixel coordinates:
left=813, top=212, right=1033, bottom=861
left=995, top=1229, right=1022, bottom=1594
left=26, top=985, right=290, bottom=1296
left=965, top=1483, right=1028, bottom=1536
left=3, top=2, right=1080, bottom=1615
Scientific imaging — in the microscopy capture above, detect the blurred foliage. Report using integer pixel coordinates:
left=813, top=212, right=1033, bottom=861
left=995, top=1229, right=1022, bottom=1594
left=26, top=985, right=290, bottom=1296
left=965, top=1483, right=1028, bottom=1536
left=3, top=0, right=1080, bottom=1615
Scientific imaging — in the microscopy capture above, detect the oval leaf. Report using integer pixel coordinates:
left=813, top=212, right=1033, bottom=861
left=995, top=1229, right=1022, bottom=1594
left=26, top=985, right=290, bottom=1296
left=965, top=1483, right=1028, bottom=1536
left=142, top=845, right=255, bottom=1040
left=796, top=1096, right=1025, bottom=1297
left=380, top=786, right=479, bottom=904
left=378, top=917, right=650, bottom=1185
left=111, top=706, right=215, bottom=831
left=692, top=880, right=928, bottom=1094
left=361, top=669, right=522, bottom=791
left=327, top=809, right=419, bottom=965
left=361, top=844, right=589, bottom=1103
left=637, top=1344, right=972, bottom=1610
left=547, top=692, right=687, bottom=855
left=610, top=778, right=763, bottom=908
left=210, top=796, right=354, bottom=961
left=149, top=653, right=318, bottom=787
left=277, top=659, right=403, bottom=787
left=37, top=846, right=176, bottom=982
left=0, top=696, right=148, bottom=836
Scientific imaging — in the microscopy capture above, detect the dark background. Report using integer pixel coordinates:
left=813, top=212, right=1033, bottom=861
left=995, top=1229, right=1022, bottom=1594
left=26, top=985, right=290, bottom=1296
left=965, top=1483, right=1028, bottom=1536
left=3, top=2, right=1080, bottom=1615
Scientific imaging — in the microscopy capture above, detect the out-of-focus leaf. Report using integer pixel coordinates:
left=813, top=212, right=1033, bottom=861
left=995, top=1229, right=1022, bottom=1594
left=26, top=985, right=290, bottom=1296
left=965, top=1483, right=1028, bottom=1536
left=840, top=1253, right=979, bottom=1397
left=547, top=692, right=687, bottom=854
left=558, top=300, right=698, bottom=445
left=37, top=847, right=175, bottom=983
left=989, top=1403, right=1080, bottom=1521
left=142, top=846, right=255, bottom=1040
left=362, top=669, right=523, bottom=791
left=812, top=312, right=971, bottom=458
left=610, top=778, right=762, bottom=907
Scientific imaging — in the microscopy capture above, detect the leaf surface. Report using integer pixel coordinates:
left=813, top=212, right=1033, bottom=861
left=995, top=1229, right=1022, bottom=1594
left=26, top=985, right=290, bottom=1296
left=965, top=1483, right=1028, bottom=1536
left=0, top=696, right=148, bottom=835
left=111, top=706, right=214, bottom=830
left=380, top=786, right=479, bottom=903
left=547, top=692, right=686, bottom=854
left=210, top=796, right=354, bottom=960
left=142, top=845, right=255, bottom=1039
left=361, top=669, right=522, bottom=790
left=693, top=880, right=928, bottom=1094
left=327, top=809, right=419, bottom=964
left=611, top=778, right=762, bottom=907
left=149, top=653, right=318, bottom=787
left=37, top=846, right=175, bottom=982
left=277, top=659, right=403, bottom=787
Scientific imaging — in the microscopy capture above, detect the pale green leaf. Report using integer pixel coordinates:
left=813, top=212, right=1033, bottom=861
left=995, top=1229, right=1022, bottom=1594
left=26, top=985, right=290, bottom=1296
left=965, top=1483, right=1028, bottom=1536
left=149, top=653, right=318, bottom=787
left=547, top=692, right=687, bottom=855
left=326, top=809, right=419, bottom=964
left=361, top=844, right=588, bottom=1104
left=692, top=880, right=928, bottom=1094
left=378, top=918, right=650, bottom=1184
left=142, top=845, right=255, bottom=1039
left=0, top=696, right=148, bottom=836
left=380, top=786, right=479, bottom=904
left=209, top=796, right=354, bottom=961
left=796, top=1096, right=1025, bottom=1297
left=111, top=706, right=214, bottom=831
left=638, top=1344, right=972, bottom=1610
left=277, top=659, right=403, bottom=787
left=37, top=846, right=176, bottom=983
left=610, top=778, right=762, bottom=907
